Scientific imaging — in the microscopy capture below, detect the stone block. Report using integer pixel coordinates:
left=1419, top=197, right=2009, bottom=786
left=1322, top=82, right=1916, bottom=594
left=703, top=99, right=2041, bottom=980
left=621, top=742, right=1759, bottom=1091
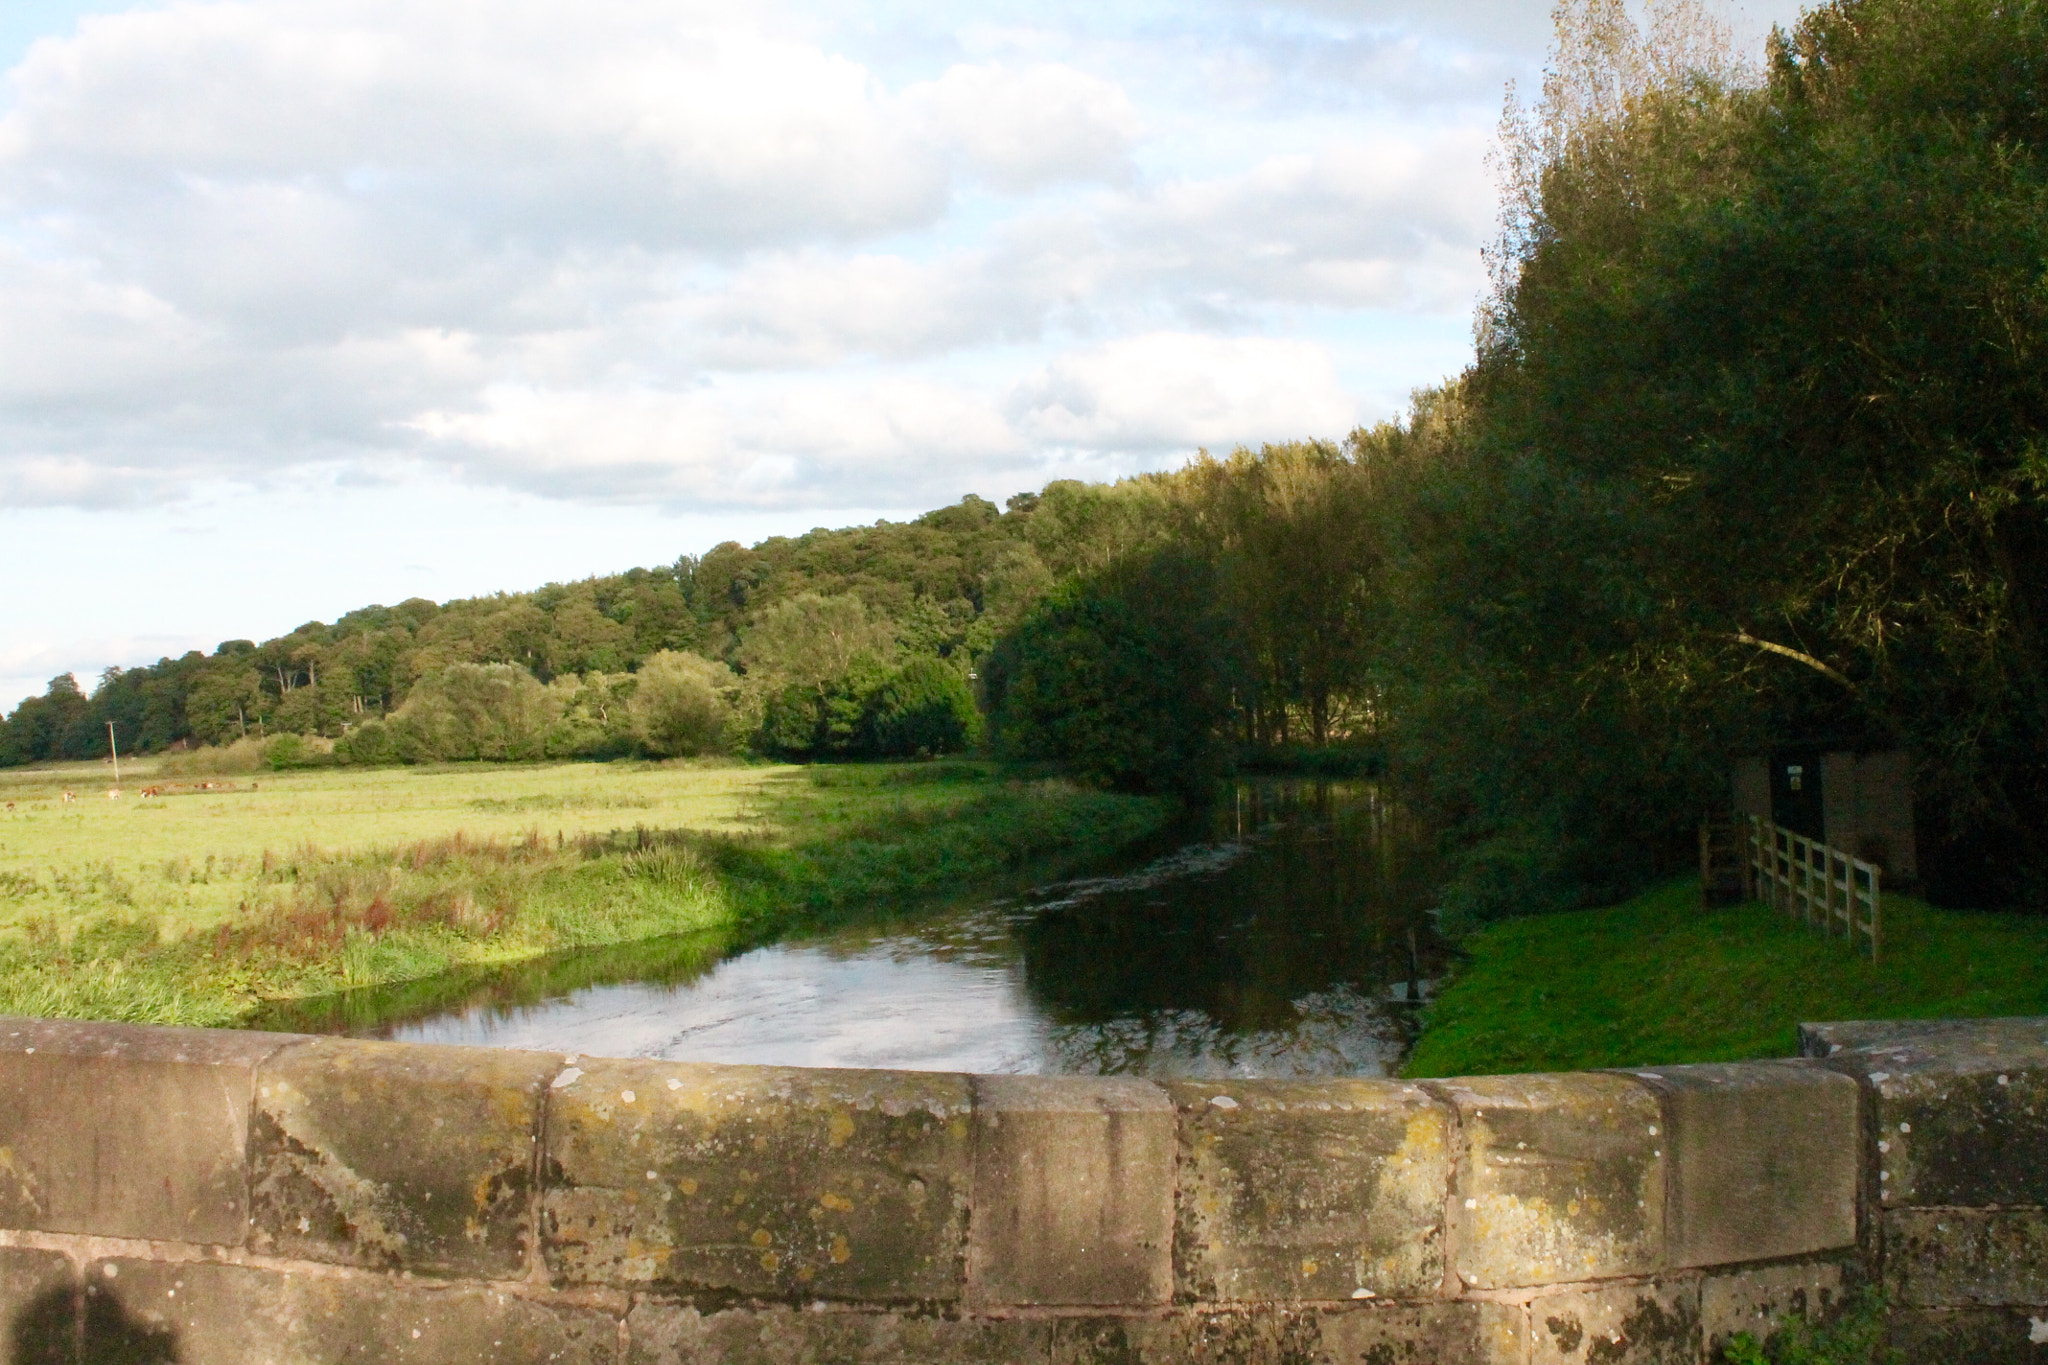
left=1167, top=1078, right=1450, bottom=1303
left=1125, top=1303, right=1523, bottom=1365
left=0, top=1246, right=78, bottom=1365
left=625, top=1303, right=1050, bottom=1365
left=82, top=1257, right=619, bottom=1365
left=625, top=1302, right=1524, bottom=1365
left=248, top=1036, right=556, bottom=1277
left=1799, top=1017, right=2048, bottom=1060
left=966, top=1074, right=1173, bottom=1308
left=1626, top=1061, right=1858, bottom=1266
left=1805, top=1016, right=2048, bottom=1208
left=544, top=1059, right=971, bottom=1300
left=1889, top=1308, right=2048, bottom=1365
left=1700, top=1259, right=1848, bottom=1358
left=1888, top=1207, right=2048, bottom=1308
left=1526, top=1279, right=1700, bottom=1365
left=0, top=1016, right=296, bottom=1245
left=1307, top=1301, right=1527, bottom=1365
left=1435, top=1073, right=1664, bottom=1289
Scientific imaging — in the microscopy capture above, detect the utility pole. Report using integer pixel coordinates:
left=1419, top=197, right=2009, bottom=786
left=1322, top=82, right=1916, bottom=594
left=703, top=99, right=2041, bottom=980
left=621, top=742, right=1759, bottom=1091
left=108, top=721, right=121, bottom=791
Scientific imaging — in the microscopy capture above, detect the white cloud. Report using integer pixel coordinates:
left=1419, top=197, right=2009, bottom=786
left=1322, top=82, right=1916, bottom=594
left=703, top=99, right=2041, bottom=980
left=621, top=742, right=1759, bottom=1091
left=1103, top=128, right=1496, bottom=317
left=907, top=62, right=1140, bottom=192
left=0, top=0, right=1500, bottom=521
left=1012, top=332, right=1357, bottom=452
left=0, top=3, right=1148, bottom=257
left=403, top=331, right=1357, bottom=509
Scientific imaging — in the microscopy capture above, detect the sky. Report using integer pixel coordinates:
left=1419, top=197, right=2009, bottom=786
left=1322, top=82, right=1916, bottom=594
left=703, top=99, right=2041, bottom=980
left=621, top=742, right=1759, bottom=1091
left=0, top=0, right=1808, bottom=711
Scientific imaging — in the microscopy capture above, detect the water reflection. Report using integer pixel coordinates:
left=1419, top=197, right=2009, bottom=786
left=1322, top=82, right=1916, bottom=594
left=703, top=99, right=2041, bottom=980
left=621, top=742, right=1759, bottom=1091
left=264, top=781, right=1443, bottom=1078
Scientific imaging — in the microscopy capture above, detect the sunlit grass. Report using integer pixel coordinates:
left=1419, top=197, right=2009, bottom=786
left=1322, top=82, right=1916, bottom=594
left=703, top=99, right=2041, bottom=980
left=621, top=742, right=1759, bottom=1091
left=0, top=758, right=1172, bottom=1027
left=1402, top=879, right=2048, bottom=1077
left=0, top=756, right=775, bottom=937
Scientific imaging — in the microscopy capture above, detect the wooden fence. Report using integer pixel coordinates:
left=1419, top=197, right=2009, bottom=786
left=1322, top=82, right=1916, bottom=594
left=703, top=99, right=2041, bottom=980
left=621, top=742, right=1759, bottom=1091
left=1744, top=814, right=1882, bottom=963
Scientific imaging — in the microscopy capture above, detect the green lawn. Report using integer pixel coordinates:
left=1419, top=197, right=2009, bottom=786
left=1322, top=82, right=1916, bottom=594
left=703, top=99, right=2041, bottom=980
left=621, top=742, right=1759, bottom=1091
left=0, top=757, right=1172, bottom=1027
left=1402, top=878, right=2048, bottom=1077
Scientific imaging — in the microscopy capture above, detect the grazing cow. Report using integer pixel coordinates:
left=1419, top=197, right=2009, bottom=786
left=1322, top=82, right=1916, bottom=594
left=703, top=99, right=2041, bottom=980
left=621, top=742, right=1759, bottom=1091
left=3, top=801, right=13, bottom=812
left=107, top=789, right=120, bottom=800
left=60, top=791, right=74, bottom=803
left=142, top=787, right=162, bottom=799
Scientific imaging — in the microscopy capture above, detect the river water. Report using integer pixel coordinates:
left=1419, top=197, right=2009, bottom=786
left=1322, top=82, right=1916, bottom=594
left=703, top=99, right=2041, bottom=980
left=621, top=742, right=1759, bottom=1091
left=270, top=781, right=1444, bottom=1078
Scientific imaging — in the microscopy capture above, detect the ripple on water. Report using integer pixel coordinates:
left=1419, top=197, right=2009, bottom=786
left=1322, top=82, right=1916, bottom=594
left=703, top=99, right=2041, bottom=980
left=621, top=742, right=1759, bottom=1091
left=374, top=782, right=1444, bottom=1078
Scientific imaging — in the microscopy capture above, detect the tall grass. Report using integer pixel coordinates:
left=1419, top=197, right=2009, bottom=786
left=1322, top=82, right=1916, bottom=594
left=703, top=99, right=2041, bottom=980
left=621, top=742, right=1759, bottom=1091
left=0, top=761, right=1173, bottom=1027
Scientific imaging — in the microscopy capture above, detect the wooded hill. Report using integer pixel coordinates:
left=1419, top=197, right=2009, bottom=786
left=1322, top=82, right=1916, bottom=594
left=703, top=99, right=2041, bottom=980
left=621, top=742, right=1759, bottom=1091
left=0, top=464, right=1372, bottom=780
left=11, top=0, right=2047, bottom=921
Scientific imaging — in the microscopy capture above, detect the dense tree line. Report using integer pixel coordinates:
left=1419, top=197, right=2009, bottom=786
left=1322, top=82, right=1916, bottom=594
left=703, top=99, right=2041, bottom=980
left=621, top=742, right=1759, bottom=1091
left=990, top=0, right=2048, bottom=917
left=0, top=487, right=1150, bottom=769
left=1379, top=0, right=2048, bottom=917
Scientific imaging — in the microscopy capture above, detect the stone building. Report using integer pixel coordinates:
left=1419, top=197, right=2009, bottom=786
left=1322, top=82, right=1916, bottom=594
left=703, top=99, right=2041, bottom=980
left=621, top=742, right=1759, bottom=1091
left=1731, top=748, right=1918, bottom=885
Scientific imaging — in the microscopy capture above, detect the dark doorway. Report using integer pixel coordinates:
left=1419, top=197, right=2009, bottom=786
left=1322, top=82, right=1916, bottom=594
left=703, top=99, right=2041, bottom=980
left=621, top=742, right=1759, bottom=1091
left=1769, top=749, right=1825, bottom=841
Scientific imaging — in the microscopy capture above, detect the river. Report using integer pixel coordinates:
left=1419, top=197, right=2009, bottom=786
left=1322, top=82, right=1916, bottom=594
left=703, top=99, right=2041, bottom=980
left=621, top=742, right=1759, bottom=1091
left=262, top=780, right=1444, bottom=1078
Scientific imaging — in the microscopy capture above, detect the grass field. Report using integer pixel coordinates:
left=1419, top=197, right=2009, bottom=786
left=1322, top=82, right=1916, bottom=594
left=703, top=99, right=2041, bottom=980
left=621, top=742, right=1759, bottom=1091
left=0, top=756, right=1173, bottom=1027
left=1401, top=878, right=2048, bottom=1077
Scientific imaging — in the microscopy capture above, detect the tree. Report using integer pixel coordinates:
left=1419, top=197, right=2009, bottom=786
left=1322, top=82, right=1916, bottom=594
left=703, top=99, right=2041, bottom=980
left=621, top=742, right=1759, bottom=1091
left=628, top=651, right=738, bottom=757
left=185, top=668, right=264, bottom=745
left=863, top=657, right=981, bottom=757
left=1402, top=0, right=2048, bottom=913
left=986, top=550, right=1230, bottom=797
left=737, top=593, right=899, bottom=691
left=1168, top=442, right=1382, bottom=746
left=390, top=663, right=557, bottom=762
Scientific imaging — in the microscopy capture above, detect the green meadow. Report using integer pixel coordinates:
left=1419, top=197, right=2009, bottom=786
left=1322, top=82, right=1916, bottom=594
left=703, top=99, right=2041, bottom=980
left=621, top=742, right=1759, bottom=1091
left=1403, top=879, right=2048, bottom=1077
left=0, top=757, right=1171, bottom=1028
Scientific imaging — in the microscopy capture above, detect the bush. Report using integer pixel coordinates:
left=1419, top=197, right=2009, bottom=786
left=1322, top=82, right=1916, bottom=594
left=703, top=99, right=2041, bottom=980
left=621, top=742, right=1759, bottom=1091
left=157, top=736, right=270, bottom=776
left=262, top=733, right=332, bottom=771
left=863, top=657, right=980, bottom=757
left=628, top=651, right=737, bottom=757
left=1719, top=1287, right=1898, bottom=1365
left=756, top=682, right=825, bottom=759
left=985, top=550, right=1230, bottom=798
left=333, top=719, right=400, bottom=766
left=389, top=663, right=554, bottom=762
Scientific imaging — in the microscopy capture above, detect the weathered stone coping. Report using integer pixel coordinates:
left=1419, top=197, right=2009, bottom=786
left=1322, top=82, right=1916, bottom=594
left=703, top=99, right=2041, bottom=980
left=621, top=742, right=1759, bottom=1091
left=0, top=1014, right=2038, bottom=1363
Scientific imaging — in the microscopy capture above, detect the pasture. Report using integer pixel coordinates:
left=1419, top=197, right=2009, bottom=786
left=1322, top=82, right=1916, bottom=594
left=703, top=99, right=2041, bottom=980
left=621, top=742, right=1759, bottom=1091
left=0, top=757, right=777, bottom=937
left=0, top=757, right=1171, bottom=1027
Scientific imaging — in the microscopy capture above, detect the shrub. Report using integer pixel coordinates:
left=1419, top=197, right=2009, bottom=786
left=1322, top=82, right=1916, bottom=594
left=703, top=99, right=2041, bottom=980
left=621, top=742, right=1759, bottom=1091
left=157, top=736, right=270, bottom=776
left=333, top=719, right=400, bottom=766
left=262, top=733, right=332, bottom=771
left=863, top=657, right=981, bottom=757
left=985, top=550, right=1229, bottom=798
left=1718, top=1288, right=1898, bottom=1365
left=628, top=651, right=737, bottom=757
left=389, top=663, right=555, bottom=762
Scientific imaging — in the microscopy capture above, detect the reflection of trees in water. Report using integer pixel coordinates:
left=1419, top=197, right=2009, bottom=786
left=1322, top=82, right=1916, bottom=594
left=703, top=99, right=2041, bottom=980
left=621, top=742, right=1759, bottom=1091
left=1043, top=988, right=1408, bottom=1078
left=255, top=928, right=734, bottom=1036
left=1015, top=782, right=1441, bottom=1077
left=11, top=1281, right=181, bottom=1365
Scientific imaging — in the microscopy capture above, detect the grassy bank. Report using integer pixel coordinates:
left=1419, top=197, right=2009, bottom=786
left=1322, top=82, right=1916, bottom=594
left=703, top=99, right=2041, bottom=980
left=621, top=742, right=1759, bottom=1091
left=0, top=758, right=1172, bottom=1027
left=1402, top=879, right=2048, bottom=1077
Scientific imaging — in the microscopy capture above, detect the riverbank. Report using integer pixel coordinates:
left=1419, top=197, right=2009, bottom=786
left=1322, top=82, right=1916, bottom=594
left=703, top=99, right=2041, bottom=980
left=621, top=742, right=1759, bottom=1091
left=0, top=759, right=1172, bottom=1027
left=1401, top=878, right=2048, bottom=1077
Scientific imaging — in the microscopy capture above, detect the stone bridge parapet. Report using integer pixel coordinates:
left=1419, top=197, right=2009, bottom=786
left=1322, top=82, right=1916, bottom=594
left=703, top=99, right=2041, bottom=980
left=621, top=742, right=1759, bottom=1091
left=0, top=1014, right=2040, bottom=1363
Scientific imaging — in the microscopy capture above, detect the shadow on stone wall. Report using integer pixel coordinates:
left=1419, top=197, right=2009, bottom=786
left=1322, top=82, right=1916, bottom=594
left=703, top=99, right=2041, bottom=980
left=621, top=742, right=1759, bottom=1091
left=9, top=1281, right=181, bottom=1364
